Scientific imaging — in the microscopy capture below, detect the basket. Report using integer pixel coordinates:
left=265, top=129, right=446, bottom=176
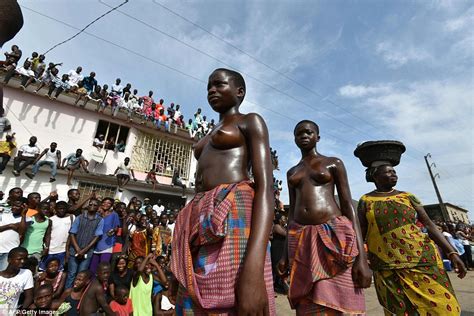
left=354, top=140, right=406, bottom=168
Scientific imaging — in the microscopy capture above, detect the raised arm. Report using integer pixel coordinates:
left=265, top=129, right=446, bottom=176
left=333, top=158, right=371, bottom=288
left=238, top=113, right=274, bottom=314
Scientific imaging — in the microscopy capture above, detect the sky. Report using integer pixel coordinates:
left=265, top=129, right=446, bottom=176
left=6, top=0, right=473, bottom=216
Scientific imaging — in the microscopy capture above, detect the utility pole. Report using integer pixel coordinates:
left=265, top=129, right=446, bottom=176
left=424, top=153, right=449, bottom=221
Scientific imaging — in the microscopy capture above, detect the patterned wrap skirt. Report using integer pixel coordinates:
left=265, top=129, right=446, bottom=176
left=171, top=181, right=275, bottom=315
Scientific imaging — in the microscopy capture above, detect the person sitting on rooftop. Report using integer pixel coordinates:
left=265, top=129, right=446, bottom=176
left=12, top=135, right=40, bottom=176
left=140, top=90, right=154, bottom=111
left=122, top=83, right=131, bottom=97
left=34, top=62, right=61, bottom=93
left=93, top=134, right=105, bottom=148
left=61, top=148, right=89, bottom=186
left=97, top=84, right=109, bottom=113
left=109, top=78, right=123, bottom=116
left=155, top=108, right=169, bottom=132
left=21, top=54, right=46, bottom=90
left=73, top=80, right=88, bottom=106
left=47, top=73, right=70, bottom=100
left=30, top=53, right=45, bottom=72
left=82, top=71, right=97, bottom=94
left=167, top=102, right=175, bottom=119
left=67, top=66, right=83, bottom=91
left=2, top=59, right=34, bottom=85
left=142, top=101, right=153, bottom=124
left=185, top=118, right=195, bottom=139
left=26, top=51, right=37, bottom=63
left=26, top=141, right=61, bottom=183
left=1, top=44, right=22, bottom=69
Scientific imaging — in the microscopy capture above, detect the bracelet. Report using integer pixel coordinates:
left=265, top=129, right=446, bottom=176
left=447, top=251, right=458, bottom=259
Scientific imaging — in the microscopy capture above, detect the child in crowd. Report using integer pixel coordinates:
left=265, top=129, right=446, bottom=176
left=35, top=257, right=66, bottom=299
left=109, top=285, right=133, bottom=316
left=79, top=262, right=116, bottom=315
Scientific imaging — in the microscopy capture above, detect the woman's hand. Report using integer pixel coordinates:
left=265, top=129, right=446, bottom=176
left=236, top=266, right=269, bottom=316
left=450, top=253, right=467, bottom=279
left=351, top=258, right=372, bottom=288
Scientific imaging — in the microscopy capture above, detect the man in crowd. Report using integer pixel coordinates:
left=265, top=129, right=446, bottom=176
left=26, top=192, right=41, bottom=217
left=66, top=198, right=104, bottom=288
left=26, top=142, right=61, bottom=183
left=39, top=201, right=74, bottom=271
left=0, top=247, right=34, bottom=314
left=0, top=198, right=28, bottom=270
left=12, top=136, right=40, bottom=176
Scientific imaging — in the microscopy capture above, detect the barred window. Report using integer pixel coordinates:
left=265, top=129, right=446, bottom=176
left=131, top=131, right=192, bottom=179
left=78, top=181, right=117, bottom=199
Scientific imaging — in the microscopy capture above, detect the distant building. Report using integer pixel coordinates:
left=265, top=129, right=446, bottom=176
left=423, top=202, right=470, bottom=224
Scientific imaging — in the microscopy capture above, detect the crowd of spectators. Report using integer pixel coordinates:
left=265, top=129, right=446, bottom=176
left=0, top=187, right=179, bottom=315
left=433, top=219, right=473, bottom=271
left=0, top=175, right=290, bottom=315
left=1, top=45, right=214, bottom=139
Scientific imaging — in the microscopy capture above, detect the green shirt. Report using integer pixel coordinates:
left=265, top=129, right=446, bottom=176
left=21, top=216, right=49, bottom=254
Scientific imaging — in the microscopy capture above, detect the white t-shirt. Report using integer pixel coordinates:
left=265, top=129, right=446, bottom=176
left=117, top=162, right=131, bottom=176
left=67, top=70, right=83, bottom=86
left=49, top=215, right=75, bottom=254
left=0, top=213, right=27, bottom=254
left=16, top=66, right=34, bottom=77
left=153, top=204, right=165, bottom=215
left=18, top=144, right=40, bottom=158
left=173, top=110, right=182, bottom=121
left=0, top=269, right=34, bottom=315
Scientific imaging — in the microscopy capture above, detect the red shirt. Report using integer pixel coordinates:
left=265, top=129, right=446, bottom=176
left=110, top=299, right=133, bottom=316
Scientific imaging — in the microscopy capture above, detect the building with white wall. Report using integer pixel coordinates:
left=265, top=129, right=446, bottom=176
left=1, top=73, right=197, bottom=206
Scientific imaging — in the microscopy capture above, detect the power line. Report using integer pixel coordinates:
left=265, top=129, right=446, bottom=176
left=20, top=4, right=354, bottom=146
left=151, top=0, right=382, bottom=131
left=97, top=0, right=378, bottom=140
left=43, top=0, right=129, bottom=55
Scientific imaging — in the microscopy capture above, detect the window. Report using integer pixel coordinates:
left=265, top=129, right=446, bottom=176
left=131, top=130, right=192, bottom=179
left=94, top=120, right=129, bottom=151
left=78, top=181, right=117, bottom=199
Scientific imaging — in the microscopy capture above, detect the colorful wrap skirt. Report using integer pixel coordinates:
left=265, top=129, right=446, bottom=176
left=373, top=262, right=460, bottom=315
left=288, top=216, right=366, bottom=315
left=171, top=181, right=275, bottom=315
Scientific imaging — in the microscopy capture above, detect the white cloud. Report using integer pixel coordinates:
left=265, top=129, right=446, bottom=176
left=338, top=84, right=393, bottom=98
left=375, top=41, right=432, bottom=68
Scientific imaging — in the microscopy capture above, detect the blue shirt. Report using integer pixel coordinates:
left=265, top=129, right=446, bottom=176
left=69, top=213, right=104, bottom=256
left=95, top=212, right=120, bottom=252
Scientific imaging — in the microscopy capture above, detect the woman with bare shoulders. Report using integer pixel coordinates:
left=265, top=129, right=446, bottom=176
left=355, top=141, right=466, bottom=315
left=278, top=120, right=371, bottom=315
left=171, top=68, right=275, bottom=315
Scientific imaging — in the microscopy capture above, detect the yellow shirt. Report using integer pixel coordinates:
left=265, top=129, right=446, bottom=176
left=0, top=140, right=16, bottom=156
